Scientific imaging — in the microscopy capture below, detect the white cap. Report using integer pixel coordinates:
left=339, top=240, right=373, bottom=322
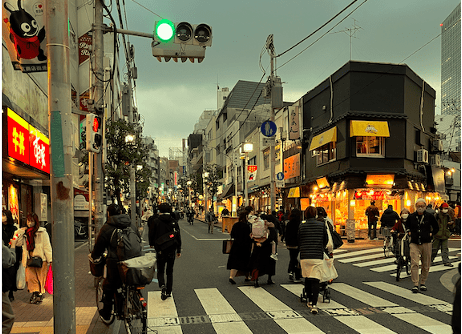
left=415, top=198, right=426, bottom=206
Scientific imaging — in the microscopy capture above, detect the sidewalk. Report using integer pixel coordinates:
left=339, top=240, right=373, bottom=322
left=10, top=242, right=98, bottom=334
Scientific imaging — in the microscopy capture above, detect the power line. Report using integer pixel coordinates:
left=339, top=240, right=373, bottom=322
left=276, top=0, right=358, bottom=58
left=276, top=0, right=368, bottom=70
left=130, top=0, right=164, bottom=18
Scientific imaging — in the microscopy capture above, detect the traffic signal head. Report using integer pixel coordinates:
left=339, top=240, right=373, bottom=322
left=86, top=113, right=102, bottom=153
left=155, top=19, right=175, bottom=42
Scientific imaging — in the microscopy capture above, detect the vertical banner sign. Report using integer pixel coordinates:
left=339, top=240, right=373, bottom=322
left=29, top=125, right=50, bottom=174
left=247, top=165, right=257, bottom=182
left=283, top=153, right=300, bottom=180
left=288, top=102, right=300, bottom=140
left=174, top=171, right=178, bottom=186
left=2, top=0, right=47, bottom=72
left=8, top=108, right=30, bottom=164
left=78, top=32, right=92, bottom=65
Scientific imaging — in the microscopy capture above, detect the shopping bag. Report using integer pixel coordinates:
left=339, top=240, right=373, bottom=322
left=320, top=253, right=338, bottom=283
left=16, top=264, right=25, bottom=290
left=45, top=264, right=53, bottom=295
left=222, top=239, right=233, bottom=254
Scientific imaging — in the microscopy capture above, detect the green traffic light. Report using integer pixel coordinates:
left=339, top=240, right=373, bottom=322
left=155, top=19, right=175, bottom=42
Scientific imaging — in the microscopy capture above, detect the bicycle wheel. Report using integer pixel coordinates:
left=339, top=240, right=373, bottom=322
left=383, top=240, right=391, bottom=258
left=95, top=277, right=115, bottom=325
left=124, top=287, right=147, bottom=334
left=405, top=256, right=411, bottom=275
left=396, top=257, right=402, bottom=281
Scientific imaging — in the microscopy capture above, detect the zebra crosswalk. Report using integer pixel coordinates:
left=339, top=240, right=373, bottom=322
left=333, top=247, right=460, bottom=278
left=144, top=280, right=453, bottom=334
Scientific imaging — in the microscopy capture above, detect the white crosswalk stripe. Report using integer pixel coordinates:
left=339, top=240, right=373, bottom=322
left=144, top=279, right=455, bottom=333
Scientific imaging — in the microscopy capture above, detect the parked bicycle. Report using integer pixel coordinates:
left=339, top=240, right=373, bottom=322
left=74, top=220, right=88, bottom=239
left=395, top=232, right=411, bottom=281
left=382, top=226, right=394, bottom=258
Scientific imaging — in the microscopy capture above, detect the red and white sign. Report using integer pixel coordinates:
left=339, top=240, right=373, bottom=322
left=248, top=165, right=257, bottom=182
left=7, top=108, right=49, bottom=174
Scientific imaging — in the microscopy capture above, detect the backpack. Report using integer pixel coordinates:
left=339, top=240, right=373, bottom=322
left=154, top=220, right=179, bottom=252
left=251, top=217, right=267, bottom=239
left=111, top=226, right=142, bottom=261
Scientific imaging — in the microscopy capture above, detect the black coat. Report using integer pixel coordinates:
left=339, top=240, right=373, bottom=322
left=380, top=208, right=400, bottom=228
left=226, top=221, right=252, bottom=272
left=248, top=227, right=277, bottom=278
left=407, top=211, right=439, bottom=245
left=298, top=218, right=327, bottom=260
left=149, top=214, right=182, bottom=254
left=285, top=217, right=301, bottom=248
left=2, top=224, right=20, bottom=292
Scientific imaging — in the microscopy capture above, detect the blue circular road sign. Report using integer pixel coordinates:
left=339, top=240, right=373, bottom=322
left=261, top=121, right=277, bottom=137
left=276, top=172, right=284, bottom=180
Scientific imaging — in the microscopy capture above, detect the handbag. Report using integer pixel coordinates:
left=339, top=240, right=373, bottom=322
left=27, top=256, right=43, bottom=268
left=325, top=221, right=334, bottom=251
left=331, top=230, right=344, bottom=249
left=89, top=254, right=106, bottom=277
left=222, top=239, right=233, bottom=254
left=16, top=265, right=25, bottom=290
left=45, top=264, right=53, bottom=295
left=320, top=252, right=338, bottom=283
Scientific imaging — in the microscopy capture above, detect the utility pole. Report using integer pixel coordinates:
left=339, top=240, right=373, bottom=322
left=268, top=35, right=276, bottom=213
left=93, top=0, right=105, bottom=235
left=46, top=0, right=76, bottom=332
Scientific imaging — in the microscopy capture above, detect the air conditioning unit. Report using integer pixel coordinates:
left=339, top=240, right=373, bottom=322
left=432, top=139, right=443, bottom=152
left=430, top=154, right=441, bottom=166
left=417, top=149, right=429, bottom=164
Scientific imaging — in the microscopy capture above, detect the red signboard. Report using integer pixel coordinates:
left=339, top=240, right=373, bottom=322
left=7, top=108, right=49, bottom=174
left=8, top=108, right=30, bottom=164
left=78, top=33, right=92, bottom=65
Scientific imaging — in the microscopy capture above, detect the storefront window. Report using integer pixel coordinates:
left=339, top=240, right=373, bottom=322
left=315, top=142, right=336, bottom=165
left=356, top=136, right=385, bottom=156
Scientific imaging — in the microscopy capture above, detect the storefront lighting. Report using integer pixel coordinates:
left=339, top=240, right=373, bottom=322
left=350, top=200, right=355, bottom=206
left=313, top=186, right=318, bottom=192
left=368, top=189, right=374, bottom=196
left=406, top=200, right=411, bottom=206
left=451, top=168, right=456, bottom=173
left=447, top=170, right=452, bottom=175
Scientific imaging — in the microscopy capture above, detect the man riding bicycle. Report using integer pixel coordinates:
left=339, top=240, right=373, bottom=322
left=91, top=204, right=142, bottom=322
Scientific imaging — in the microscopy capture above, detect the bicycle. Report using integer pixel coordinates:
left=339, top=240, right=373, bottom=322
left=95, top=275, right=148, bottom=334
left=395, top=232, right=411, bottom=281
left=382, top=226, right=394, bottom=258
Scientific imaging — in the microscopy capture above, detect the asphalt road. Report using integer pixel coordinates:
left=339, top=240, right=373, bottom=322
left=106, top=218, right=460, bottom=334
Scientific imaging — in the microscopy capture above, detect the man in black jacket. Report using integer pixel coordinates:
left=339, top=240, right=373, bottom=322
left=149, top=203, right=182, bottom=300
left=91, top=204, right=141, bottom=322
left=407, top=198, right=439, bottom=293
left=365, top=201, right=380, bottom=240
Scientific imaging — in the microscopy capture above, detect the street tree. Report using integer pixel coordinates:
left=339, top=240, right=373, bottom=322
left=204, top=164, right=223, bottom=212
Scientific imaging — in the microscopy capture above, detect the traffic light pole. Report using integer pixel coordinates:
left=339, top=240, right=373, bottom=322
left=46, top=0, right=76, bottom=332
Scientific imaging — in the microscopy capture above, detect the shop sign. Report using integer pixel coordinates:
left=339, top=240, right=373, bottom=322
left=316, top=177, right=330, bottom=189
left=284, top=153, right=300, bottom=180
left=248, top=165, right=257, bottom=182
left=366, top=174, right=394, bottom=187
left=78, top=32, right=92, bottom=65
left=288, top=102, right=300, bottom=140
left=7, top=108, right=50, bottom=174
left=354, top=190, right=397, bottom=200
left=74, top=188, right=89, bottom=210
left=2, top=0, right=47, bottom=73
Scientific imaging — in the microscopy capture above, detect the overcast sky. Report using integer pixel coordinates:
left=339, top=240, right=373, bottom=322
left=118, top=0, right=460, bottom=157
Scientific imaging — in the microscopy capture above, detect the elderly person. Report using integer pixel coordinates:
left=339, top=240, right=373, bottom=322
left=406, top=198, right=439, bottom=293
left=431, top=202, right=454, bottom=267
left=11, top=213, right=52, bottom=304
left=299, top=206, right=328, bottom=314
left=227, top=211, right=252, bottom=284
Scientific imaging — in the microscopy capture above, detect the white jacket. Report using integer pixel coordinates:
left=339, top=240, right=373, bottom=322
left=14, top=227, right=52, bottom=267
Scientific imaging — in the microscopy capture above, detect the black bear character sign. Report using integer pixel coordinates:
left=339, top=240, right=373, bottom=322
left=4, top=0, right=46, bottom=61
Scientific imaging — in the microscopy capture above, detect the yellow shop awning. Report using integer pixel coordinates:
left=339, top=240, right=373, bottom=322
left=309, top=127, right=337, bottom=151
left=288, top=187, right=300, bottom=198
left=350, top=120, right=390, bottom=137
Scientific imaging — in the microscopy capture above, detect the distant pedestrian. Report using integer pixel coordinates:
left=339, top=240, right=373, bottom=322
left=299, top=206, right=328, bottom=314
left=425, top=204, right=436, bottom=218
left=380, top=205, right=400, bottom=229
left=221, top=208, right=230, bottom=217
left=227, top=211, right=252, bottom=284
left=431, top=202, right=454, bottom=267
left=285, top=209, right=301, bottom=282
left=149, top=203, right=182, bottom=300
left=11, top=213, right=52, bottom=304
left=2, top=210, right=19, bottom=302
left=365, top=201, right=379, bottom=240
left=407, top=198, right=439, bottom=293
left=3, top=241, right=16, bottom=333
left=206, top=208, right=216, bottom=234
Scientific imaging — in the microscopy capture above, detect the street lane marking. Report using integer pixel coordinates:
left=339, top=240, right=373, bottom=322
left=181, top=228, right=228, bottom=241
left=333, top=247, right=383, bottom=259
left=195, top=288, right=252, bottom=334
left=329, top=283, right=397, bottom=307
left=281, top=284, right=346, bottom=309
left=338, top=252, right=387, bottom=263
left=147, top=291, right=183, bottom=333
left=390, top=313, right=452, bottom=334
left=238, top=286, right=324, bottom=333
left=355, top=257, right=395, bottom=267
left=334, top=315, right=396, bottom=333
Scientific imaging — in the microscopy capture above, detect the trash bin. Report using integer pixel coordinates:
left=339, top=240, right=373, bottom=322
left=346, top=219, right=355, bottom=243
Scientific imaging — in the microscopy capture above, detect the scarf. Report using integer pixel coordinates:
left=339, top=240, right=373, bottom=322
left=26, top=225, right=39, bottom=252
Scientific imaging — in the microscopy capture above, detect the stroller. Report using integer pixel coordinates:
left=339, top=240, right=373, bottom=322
left=300, top=282, right=331, bottom=303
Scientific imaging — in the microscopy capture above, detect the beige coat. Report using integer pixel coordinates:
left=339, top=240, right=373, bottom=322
left=14, top=227, right=52, bottom=267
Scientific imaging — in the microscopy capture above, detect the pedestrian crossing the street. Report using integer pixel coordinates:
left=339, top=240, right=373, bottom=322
left=143, top=280, right=453, bottom=334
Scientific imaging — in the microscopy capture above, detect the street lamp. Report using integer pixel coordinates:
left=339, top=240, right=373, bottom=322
left=203, top=171, right=209, bottom=213
left=125, top=134, right=136, bottom=225
left=242, top=142, right=253, bottom=207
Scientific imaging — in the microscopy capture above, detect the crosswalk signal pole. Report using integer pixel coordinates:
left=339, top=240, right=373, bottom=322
left=268, top=35, right=276, bottom=213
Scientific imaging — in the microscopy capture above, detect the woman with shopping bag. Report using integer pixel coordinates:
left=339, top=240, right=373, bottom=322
left=11, top=213, right=52, bottom=304
left=298, top=206, right=328, bottom=314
